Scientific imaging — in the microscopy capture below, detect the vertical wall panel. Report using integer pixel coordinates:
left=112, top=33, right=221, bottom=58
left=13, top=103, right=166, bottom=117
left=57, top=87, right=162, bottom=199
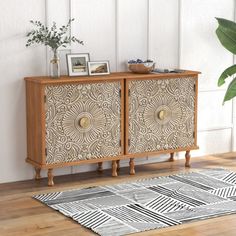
left=233, top=95, right=236, bottom=150
left=46, top=0, right=71, bottom=75
left=180, top=0, right=234, bottom=155
left=117, top=0, right=148, bottom=71
left=198, top=91, right=232, bottom=130
left=0, top=0, right=46, bottom=183
left=71, top=0, right=116, bottom=72
left=46, top=0, right=70, bottom=26
left=149, top=0, right=179, bottom=68
left=180, top=0, right=234, bottom=91
left=232, top=4, right=236, bottom=151
left=192, top=129, right=232, bottom=157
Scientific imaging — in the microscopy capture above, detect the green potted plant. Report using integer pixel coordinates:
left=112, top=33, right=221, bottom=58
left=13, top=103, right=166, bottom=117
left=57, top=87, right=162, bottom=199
left=26, top=18, right=83, bottom=78
left=216, top=17, right=236, bottom=103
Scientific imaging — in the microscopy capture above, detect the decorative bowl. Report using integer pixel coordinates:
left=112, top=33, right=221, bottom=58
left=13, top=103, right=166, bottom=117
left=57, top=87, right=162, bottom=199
left=128, top=62, right=155, bottom=74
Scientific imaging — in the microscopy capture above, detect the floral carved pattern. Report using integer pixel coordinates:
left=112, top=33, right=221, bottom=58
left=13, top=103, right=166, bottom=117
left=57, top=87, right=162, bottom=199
left=128, top=77, right=196, bottom=154
left=45, top=82, right=121, bottom=164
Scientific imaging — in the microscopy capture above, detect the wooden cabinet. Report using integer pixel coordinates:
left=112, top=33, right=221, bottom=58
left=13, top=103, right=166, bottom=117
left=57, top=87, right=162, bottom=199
left=25, top=71, right=199, bottom=185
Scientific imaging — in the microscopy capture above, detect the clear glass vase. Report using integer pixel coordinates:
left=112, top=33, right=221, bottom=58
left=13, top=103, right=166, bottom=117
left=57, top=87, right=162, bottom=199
left=50, top=49, right=60, bottom=78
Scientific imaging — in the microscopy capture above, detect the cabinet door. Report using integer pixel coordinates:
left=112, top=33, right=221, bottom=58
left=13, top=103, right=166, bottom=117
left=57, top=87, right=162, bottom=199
left=45, top=81, right=122, bottom=164
left=127, top=77, right=197, bottom=154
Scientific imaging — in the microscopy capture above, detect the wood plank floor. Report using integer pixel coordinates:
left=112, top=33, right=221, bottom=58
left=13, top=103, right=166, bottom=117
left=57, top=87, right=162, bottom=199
left=1, top=153, right=236, bottom=236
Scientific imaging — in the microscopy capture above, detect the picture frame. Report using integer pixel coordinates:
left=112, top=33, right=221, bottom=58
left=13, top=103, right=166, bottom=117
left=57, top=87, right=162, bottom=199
left=66, top=53, right=90, bottom=76
left=87, top=61, right=110, bottom=76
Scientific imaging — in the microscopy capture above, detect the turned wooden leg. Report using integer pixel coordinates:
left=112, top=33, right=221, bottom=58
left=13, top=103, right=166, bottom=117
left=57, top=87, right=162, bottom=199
left=48, top=169, right=54, bottom=186
left=169, top=152, right=174, bottom=162
left=185, top=150, right=191, bottom=167
left=112, top=160, right=118, bottom=177
left=97, top=162, right=103, bottom=173
left=116, top=160, right=120, bottom=171
left=129, top=158, right=135, bottom=175
left=35, top=167, right=41, bottom=180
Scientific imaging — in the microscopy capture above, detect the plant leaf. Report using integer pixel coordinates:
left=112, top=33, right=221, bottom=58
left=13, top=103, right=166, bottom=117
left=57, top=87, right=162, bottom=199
left=216, top=18, right=236, bottom=31
left=223, top=77, right=236, bottom=103
left=26, top=19, right=83, bottom=49
left=216, top=18, right=236, bottom=54
left=218, top=64, right=236, bottom=86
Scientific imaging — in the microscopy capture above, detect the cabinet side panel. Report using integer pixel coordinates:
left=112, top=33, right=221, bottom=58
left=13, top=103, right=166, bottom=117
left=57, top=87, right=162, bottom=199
left=25, top=81, right=44, bottom=165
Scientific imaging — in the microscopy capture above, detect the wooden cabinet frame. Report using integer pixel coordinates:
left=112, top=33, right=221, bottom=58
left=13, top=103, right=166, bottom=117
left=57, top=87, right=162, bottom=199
left=25, top=71, right=200, bottom=186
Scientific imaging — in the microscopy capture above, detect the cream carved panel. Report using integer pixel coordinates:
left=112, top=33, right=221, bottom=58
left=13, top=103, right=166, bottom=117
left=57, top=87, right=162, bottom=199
left=45, top=82, right=121, bottom=164
left=128, top=77, right=196, bottom=154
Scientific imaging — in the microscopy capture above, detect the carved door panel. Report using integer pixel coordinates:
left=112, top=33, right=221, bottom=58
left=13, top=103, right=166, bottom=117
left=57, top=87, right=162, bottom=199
left=127, top=77, right=197, bottom=154
left=45, top=81, right=122, bottom=164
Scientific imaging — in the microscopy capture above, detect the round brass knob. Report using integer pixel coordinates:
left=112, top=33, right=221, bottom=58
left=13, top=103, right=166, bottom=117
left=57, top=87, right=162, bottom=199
left=79, top=117, right=90, bottom=129
left=158, top=110, right=166, bottom=120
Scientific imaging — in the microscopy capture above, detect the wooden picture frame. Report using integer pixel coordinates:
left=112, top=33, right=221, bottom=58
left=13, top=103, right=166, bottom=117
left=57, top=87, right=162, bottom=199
left=88, top=61, right=110, bottom=76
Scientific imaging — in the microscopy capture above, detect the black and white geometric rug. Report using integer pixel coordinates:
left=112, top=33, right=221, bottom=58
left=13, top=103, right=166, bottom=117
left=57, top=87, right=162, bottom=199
left=34, top=168, right=236, bottom=236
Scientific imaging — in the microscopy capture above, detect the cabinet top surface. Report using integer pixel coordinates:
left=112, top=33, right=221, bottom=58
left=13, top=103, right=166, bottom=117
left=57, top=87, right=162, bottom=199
left=24, top=70, right=200, bottom=84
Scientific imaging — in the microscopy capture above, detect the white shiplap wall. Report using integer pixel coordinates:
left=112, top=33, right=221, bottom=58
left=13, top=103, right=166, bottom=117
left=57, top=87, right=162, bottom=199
left=0, top=0, right=234, bottom=183
left=149, top=0, right=180, bottom=68
left=0, top=0, right=47, bottom=183
left=180, top=0, right=235, bottom=157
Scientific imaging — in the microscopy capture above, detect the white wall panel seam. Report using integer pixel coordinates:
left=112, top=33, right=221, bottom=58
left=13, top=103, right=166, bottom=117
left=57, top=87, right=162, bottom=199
left=147, top=0, right=150, bottom=60
left=115, top=0, right=119, bottom=72
left=69, top=0, right=72, bottom=42
left=178, top=0, right=182, bottom=68
left=232, top=0, right=236, bottom=151
left=45, top=0, right=49, bottom=75
left=198, top=126, right=233, bottom=132
left=199, top=89, right=227, bottom=93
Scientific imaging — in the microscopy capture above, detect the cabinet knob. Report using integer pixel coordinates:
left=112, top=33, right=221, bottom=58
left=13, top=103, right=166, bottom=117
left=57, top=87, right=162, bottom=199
left=158, top=110, right=166, bottom=120
left=79, top=117, right=90, bottom=129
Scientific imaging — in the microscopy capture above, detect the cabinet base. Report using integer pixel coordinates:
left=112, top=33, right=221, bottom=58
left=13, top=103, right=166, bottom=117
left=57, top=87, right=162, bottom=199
left=30, top=150, right=194, bottom=186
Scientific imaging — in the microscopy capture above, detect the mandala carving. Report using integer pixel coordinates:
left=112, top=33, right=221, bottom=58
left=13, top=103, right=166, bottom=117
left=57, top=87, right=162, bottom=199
left=128, top=77, right=196, bottom=154
left=45, top=82, right=121, bottom=164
